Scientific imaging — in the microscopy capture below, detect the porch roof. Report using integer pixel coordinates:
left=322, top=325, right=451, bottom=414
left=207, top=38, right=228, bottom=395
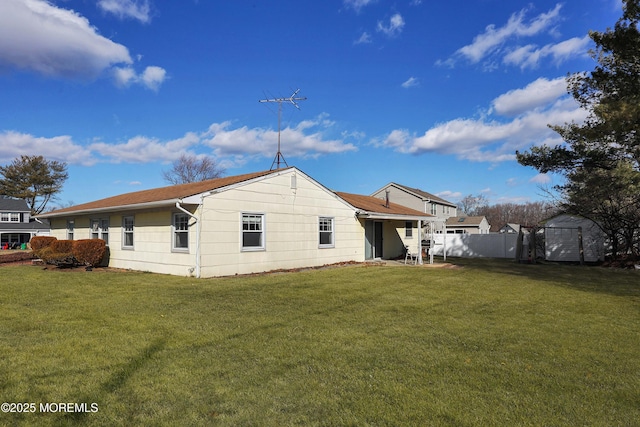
left=335, top=192, right=433, bottom=221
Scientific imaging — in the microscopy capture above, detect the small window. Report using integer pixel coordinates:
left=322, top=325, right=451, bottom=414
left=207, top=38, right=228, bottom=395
left=319, top=217, right=334, bottom=248
left=0, top=213, right=8, bottom=222
left=405, top=221, right=413, bottom=238
left=10, top=213, right=20, bottom=222
left=430, top=204, right=437, bottom=216
left=122, top=216, right=134, bottom=249
left=67, top=220, right=75, bottom=240
left=242, top=213, right=265, bottom=250
left=173, top=213, right=189, bottom=251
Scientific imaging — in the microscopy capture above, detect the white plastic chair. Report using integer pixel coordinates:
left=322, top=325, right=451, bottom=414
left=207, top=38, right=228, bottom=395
left=404, top=245, right=418, bottom=265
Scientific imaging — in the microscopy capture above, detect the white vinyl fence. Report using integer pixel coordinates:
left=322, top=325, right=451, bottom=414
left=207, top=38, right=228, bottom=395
left=430, top=233, right=519, bottom=259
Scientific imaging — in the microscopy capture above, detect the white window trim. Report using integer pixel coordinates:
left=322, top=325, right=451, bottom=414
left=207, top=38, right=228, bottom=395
left=90, top=218, right=110, bottom=245
left=319, top=216, right=335, bottom=249
left=122, top=215, right=135, bottom=250
left=241, top=212, right=266, bottom=252
left=405, top=221, right=413, bottom=239
left=172, top=212, right=190, bottom=253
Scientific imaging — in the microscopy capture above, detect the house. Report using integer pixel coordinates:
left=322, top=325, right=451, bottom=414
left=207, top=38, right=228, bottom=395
left=370, top=183, right=457, bottom=222
left=544, top=214, right=605, bottom=262
left=0, top=198, right=50, bottom=247
left=499, top=223, right=521, bottom=234
left=445, top=216, right=491, bottom=234
left=38, top=167, right=431, bottom=277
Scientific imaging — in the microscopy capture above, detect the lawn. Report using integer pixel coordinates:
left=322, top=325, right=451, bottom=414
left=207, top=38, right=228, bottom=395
left=0, top=259, right=638, bottom=426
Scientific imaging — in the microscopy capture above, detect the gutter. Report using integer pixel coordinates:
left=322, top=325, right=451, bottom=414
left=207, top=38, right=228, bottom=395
left=176, top=200, right=201, bottom=278
left=38, top=199, right=183, bottom=219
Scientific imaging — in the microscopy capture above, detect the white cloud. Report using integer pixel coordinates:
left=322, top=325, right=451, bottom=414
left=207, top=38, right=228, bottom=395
left=377, top=77, right=588, bottom=163
left=0, top=0, right=132, bottom=79
left=529, top=173, right=551, bottom=184
left=202, top=115, right=357, bottom=160
left=113, top=65, right=167, bottom=90
left=491, top=77, right=568, bottom=116
left=0, top=131, right=95, bottom=166
left=401, top=77, right=419, bottom=88
left=343, top=0, right=375, bottom=13
left=503, top=36, right=591, bottom=69
left=98, top=0, right=151, bottom=23
left=377, top=13, right=405, bottom=37
left=140, top=66, right=167, bottom=91
left=89, top=133, right=199, bottom=163
left=354, top=32, right=372, bottom=45
left=439, top=3, right=562, bottom=67
left=436, top=190, right=462, bottom=201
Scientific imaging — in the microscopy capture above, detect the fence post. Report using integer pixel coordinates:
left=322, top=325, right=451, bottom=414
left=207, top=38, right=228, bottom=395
left=578, top=226, right=584, bottom=265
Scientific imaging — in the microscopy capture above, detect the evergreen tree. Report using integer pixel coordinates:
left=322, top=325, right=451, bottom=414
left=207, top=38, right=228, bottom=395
left=0, top=155, right=68, bottom=215
left=516, top=0, right=640, bottom=259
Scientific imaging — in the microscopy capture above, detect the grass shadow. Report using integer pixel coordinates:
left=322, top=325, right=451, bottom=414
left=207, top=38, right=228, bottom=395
left=61, top=337, right=167, bottom=425
left=444, top=257, right=640, bottom=297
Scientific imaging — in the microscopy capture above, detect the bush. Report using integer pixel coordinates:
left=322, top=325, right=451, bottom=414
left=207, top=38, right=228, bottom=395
left=38, top=246, right=76, bottom=267
left=30, top=236, right=57, bottom=258
left=73, top=239, right=107, bottom=267
left=0, top=251, right=35, bottom=264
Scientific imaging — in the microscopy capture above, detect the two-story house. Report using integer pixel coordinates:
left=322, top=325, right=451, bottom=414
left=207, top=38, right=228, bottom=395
left=0, top=198, right=50, bottom=247
left=370, top=183, right=457, bottom=223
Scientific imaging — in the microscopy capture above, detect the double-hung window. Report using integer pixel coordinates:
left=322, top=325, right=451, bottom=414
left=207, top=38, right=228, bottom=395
left=405, top=221, right=413, bottom=238
left=173, top=213, right=189, bottom=251
left=122, top=216, right=134, bottom=249
left=319, top=217, right=334, bottom=248
left=67, top=220, right=75, bottom=240
left=242, top=213, right=265, bottom=250
left=91, top=218, right=109, bottom=245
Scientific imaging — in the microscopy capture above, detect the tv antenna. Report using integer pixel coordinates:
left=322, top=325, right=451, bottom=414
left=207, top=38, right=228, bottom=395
left=259, top=89, right=307, bottom=170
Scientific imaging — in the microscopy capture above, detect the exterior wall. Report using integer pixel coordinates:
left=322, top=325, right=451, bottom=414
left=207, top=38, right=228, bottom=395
left=49, top=208, right=196, bottom=276
left=198, top=170, right=364, bottom=277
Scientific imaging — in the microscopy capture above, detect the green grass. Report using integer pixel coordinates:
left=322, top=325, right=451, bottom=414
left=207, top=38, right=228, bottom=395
left=1, top=259, right=638, bottom=426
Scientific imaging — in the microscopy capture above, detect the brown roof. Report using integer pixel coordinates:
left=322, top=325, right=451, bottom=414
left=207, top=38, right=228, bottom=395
left=41, top=169, right=280, bottom=217
left=335, top=192, right=432, bottom=218
left=446, top=216, right=487, bottom=226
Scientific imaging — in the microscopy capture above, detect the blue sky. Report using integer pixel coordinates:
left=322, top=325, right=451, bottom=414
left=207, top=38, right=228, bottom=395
left=0, top=0, right=622, bottom=208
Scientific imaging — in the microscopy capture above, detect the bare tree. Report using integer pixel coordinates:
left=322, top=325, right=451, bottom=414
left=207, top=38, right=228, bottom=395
left=162, top=154, right=225, bottom=185
left=457, top=194, right=489, bottom=216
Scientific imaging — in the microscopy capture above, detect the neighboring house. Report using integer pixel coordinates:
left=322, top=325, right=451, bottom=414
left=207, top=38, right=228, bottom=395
left=499, top=223, right=521, bottom=234
left=0, top=198, right=50, bottom=246
left=445, top=216, right=491, bottom=234
left=370, top=183, right=457, bottom=223
left=544, top=214, right=605, bottom=262
left=38, top=167, right=431, bottom=277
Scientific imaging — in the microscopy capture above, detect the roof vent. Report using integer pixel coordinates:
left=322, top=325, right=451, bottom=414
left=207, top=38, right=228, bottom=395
left=385, top=190, right=390, bottom=208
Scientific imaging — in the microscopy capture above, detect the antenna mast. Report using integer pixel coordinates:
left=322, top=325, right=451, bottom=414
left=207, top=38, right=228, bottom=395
left=259, top=89, right=307, bottom=170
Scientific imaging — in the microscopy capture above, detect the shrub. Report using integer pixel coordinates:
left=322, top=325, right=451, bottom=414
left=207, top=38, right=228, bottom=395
left=73, top=239, right=107, bottom=267
left=30, top=236, right=57, bottom=258
left=38, top=246, right=76, bottom=267
left=0, top=251, right=35, bottom=264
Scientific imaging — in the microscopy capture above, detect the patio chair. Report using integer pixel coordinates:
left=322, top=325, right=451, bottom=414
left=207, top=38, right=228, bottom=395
left=404, top=245, right=418, bottom=265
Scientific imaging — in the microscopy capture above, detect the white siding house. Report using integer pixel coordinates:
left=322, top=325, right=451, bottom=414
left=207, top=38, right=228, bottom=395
left=39, top=168, right=430, bottom=277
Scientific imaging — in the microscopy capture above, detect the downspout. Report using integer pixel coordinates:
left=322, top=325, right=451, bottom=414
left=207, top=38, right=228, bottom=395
left=176, top=201, right=201, bottom=278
